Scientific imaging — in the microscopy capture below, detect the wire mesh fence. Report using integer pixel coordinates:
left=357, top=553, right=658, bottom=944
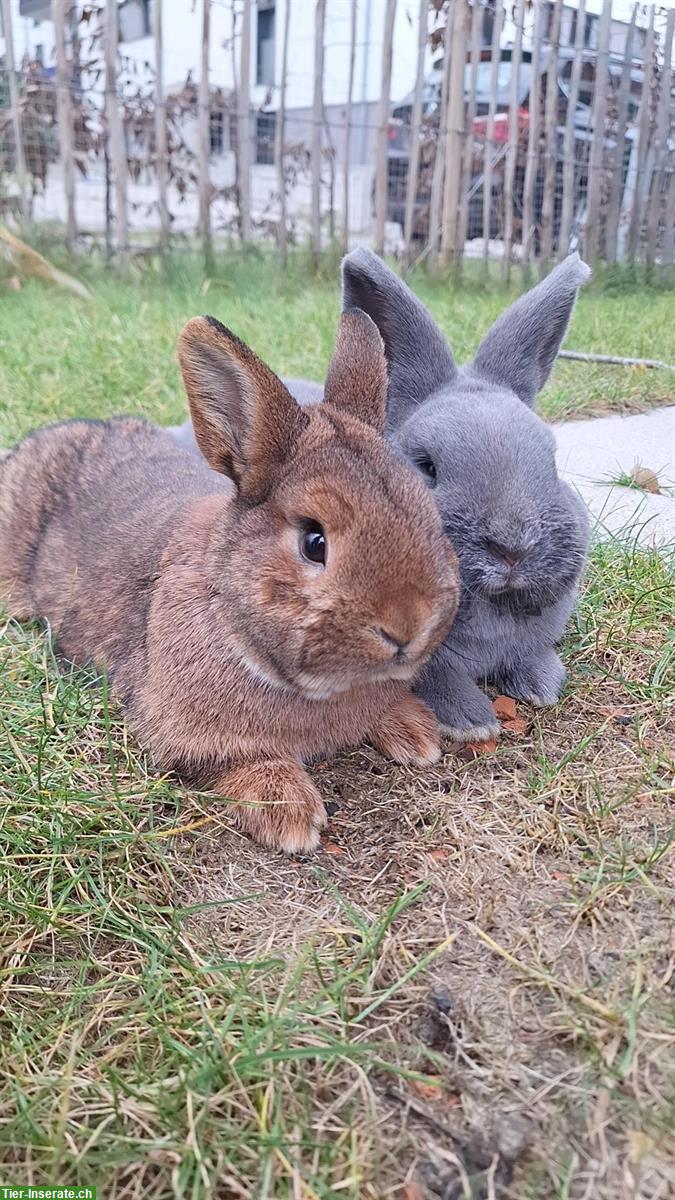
left=0, top=0, right=674, bottom=275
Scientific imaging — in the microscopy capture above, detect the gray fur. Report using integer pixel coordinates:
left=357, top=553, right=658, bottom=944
left=341, top=249, right=591, bottom=738
left=168, top=253, right=591, bottom=740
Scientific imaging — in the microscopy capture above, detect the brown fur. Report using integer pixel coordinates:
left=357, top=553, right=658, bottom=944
left=0, top=311, right=460, bottom=852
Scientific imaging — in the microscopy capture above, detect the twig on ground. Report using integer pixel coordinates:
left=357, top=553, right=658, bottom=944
left=559, top=350, right=675, bottom=371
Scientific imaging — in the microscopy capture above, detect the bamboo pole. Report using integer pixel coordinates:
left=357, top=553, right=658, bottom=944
left=584, top=0, right=612, bottom=263
left=311, top=0, right=326, bottom=267
left=481, top=0, right=505, bottom=273
left=374, top=0, right=397, bottom=256
left=661, top=169, right=675, bottom=274
left=198, top=0, right=212, bottom=272
left=228, top=0, right=240, bottom=226
left=342, top=0, right=357, bottom=253
left=1, top=0, right=27, bottom=222
left=153, top=0, right=169, bottom=260
left=627, top=4, right=655, bottom=262
left=456, top=0, right=481, bottom=261
left=403, top=0, right=427, bottom=266
left=558, top=0, right=585, bottom=260
left=103, top=0, right=128, bottom=271
left=522, top=0, right=543, bottom=267
left=238, top=0, right=252, bottom=243
left=428, top=3, right=453, bottom=263
left=502, top=0, right=524, bottom=280
left=646, top=7, right=674, bottom=270
left=52, top=0, right=76, bottom=250
left=539, top=0, right=562, bottom=273
left=605, top=6, right=637, bottom=263
left=440, top=0, right=467, bottom=267
left=275, top=0, right=291, bottom=266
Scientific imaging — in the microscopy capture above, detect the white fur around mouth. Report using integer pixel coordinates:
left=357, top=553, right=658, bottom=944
left=439, top=722, right=500, bottom=743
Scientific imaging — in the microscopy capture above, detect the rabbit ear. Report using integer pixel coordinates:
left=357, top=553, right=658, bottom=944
left=178, top=316, right=307, bottom=499
left=323, top=309, right=387, bottom=432
left=472, top=254, right=591, bottom=408
left=341, top=247, right=457, bottom=425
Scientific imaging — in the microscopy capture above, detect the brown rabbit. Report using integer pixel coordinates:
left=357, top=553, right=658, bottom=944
left=0, top=311, right=459, bottom=852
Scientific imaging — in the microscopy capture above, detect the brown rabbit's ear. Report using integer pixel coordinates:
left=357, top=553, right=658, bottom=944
left=322, top=309, right=387, bottom=433
left=178, top=316, right=307, bottom=499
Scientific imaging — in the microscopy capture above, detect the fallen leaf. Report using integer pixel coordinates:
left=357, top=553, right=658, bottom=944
left=402, top=1184, right=424, bottom=1200
left=552, top=870, right=569, bottom=881
left=493, top=695, right=517, bottom=721
left=323, top=842, right=344, bottom=855
left=428, top=847, right=449, bottom=862
left=457, top=738, right=498, bottom=759
left=410, top=1078, right=444, bottom=1102
left=630, top=464, right=661, bottom=494
left=501, top=717, right=529, bottom=737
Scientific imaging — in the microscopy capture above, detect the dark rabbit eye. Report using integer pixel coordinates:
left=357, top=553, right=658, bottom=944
left=300, top=521, right=327, bottom=565
left=416, top=456, right=437, bottom=483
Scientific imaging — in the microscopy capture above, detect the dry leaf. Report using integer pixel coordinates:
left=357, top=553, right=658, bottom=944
left=323, top=841, right=344, bottom=855
left=502, top=717, right=529, bottom=737
left=630, top=464, right=661, bottom=494
left=428, top=847, right=449, bottom=862
left=410, top=1078, right=444, bottom=1101
left=493, top=695, right=517, bottom=721
left=0, top=224, right=92, bottom=299
left=458, top=738, right=498, bottom=759
left=402, top=1184, right=424, bottom=1200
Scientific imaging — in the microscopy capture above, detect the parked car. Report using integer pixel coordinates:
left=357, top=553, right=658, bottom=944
left=386, top=44, right=645, bottom=249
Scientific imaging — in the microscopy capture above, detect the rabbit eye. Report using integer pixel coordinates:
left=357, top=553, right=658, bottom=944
left=300, top=521, right=327, bottom=565
left=416, top=456, right=437, bottom=484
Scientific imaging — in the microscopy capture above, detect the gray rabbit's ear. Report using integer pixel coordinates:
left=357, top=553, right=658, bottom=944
left=472, top=254, right=591, bottom=408
left=341, top=247, right=457, bottom=425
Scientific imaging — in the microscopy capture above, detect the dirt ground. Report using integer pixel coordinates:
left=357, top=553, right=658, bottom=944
left=178, top=652, right=674, bottom=1198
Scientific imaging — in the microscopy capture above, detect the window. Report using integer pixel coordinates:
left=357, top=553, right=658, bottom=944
left=19, top=0, right=51, bottom=19
left=119, top=0, right=151, bottom=43
left=210, top=110, right=224, bottom=155
left=255, top=111, right=276, bottom=165
left=569, top=9, right=598, bottom=50
left=256, top=0, right=276, bottom=87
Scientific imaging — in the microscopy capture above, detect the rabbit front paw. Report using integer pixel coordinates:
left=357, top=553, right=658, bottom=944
left=436, top=689, right=501, bottom=743
left=369, top=693, right=442, bottom=766
left=500, top=651, right=567, bottom=708
left=217, top=759, right=328, bottom=853
left=415, top=650, right=500, bottom=744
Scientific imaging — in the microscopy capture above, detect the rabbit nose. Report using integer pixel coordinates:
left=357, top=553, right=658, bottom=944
left=486, top=540, right=526, bottom=568
left=376, top=626, right=409, bottom=657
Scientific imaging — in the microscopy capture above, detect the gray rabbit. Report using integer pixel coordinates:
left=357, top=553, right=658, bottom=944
left=169, top=250, right=591, bottom=741
left=341, top=249, right=591, bottom=739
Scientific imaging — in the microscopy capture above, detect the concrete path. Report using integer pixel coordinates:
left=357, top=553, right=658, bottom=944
left=554, top=405, right=675, bottom=548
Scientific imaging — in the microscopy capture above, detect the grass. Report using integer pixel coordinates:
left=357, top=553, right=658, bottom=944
left=0, top=250, right=674, bottom=448
left=1, top=252, right=674, bottom=1198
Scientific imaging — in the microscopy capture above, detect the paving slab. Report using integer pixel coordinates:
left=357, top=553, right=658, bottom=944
left=554, top=405, right=675, bottom=548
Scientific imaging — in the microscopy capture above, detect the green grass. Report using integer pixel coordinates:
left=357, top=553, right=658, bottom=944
left=0, top=250, right=673, bottom=448
left=0, top=633, right=444, bottom=1194
left=1, top=252, right=674, bottom=1198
